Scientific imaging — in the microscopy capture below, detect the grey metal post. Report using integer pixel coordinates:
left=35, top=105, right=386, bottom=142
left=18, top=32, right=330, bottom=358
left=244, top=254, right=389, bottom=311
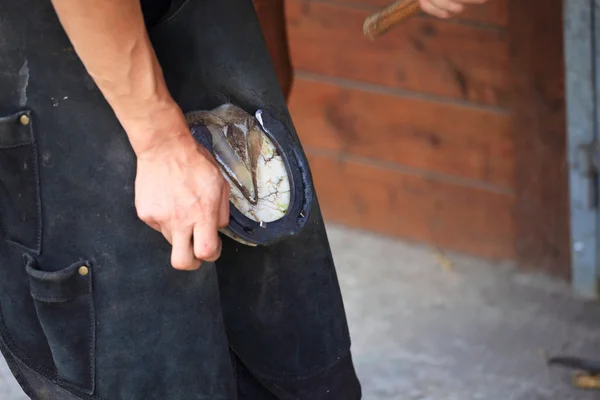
left=564, top=0, right=599, bottom=298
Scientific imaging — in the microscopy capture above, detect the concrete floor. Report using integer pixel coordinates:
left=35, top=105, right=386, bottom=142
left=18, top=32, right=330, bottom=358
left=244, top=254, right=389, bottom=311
left=2, top=223, right=600, bottom=399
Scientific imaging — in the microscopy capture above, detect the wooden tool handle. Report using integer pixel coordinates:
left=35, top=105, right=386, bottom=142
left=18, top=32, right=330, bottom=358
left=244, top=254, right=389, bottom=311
left=363, top=0, right=421, bottom=40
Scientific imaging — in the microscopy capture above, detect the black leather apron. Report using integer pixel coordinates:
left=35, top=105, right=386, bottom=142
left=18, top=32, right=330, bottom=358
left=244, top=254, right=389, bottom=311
left=0, top=0, right=360, bottom=398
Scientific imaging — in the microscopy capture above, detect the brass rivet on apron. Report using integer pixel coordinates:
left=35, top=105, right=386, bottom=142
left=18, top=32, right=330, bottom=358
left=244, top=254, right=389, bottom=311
left=19, top=114, right=30, bottom=125
left=78, top=266, right=89, bottom=276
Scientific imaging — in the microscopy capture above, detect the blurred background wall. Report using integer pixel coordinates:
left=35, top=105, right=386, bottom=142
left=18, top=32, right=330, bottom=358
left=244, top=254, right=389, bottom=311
left=284, top=0, right=570, bottom=278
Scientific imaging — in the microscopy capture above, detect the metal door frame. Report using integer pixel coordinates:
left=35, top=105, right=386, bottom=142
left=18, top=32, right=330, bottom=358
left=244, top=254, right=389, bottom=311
left=564, top=0, right=600, bottom=299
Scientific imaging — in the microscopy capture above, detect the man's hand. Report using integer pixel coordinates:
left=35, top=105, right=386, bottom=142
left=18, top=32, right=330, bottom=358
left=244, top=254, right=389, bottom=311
left=419, top=0, right=489, bottom=19
left=135, top=126, right=230, bottom=271
left=50, top=0, right=229, bottom=270
left=122, top=103, right=231, bottom=271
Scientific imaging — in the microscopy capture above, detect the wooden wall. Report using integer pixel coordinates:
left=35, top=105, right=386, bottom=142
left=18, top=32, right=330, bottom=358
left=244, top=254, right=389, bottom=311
left=285, top=0, right=570, bottom=276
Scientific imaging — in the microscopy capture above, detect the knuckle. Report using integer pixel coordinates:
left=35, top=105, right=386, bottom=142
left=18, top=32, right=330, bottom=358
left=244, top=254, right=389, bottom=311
left=207, top=181, right=227, bottom=203
left=170, top=207, right=188, bottom=223
left=195, top=240, right=220, bottom=259
left=198, top=168, right=226, bottom=199
left=136, top=200, right=169, bottom=223
left=208, top=166, right=225, bottom=185
left=136, top=205, right=153, bottom=222
left=214, top=179, right=227, bottom=193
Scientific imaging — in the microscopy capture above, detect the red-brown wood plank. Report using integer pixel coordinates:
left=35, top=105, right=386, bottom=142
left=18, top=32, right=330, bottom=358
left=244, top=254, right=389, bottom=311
left=289, top=77, right=514, bottom=188
left=308, top=153, right=516, bottom=259
left=508, top=0, right=570, bottom=277
left=286, top=0, right=511, bottom=106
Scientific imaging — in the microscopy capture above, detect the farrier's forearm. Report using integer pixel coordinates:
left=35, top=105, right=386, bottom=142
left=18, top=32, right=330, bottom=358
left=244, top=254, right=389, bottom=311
left=50, top=0, right=186, bottom=154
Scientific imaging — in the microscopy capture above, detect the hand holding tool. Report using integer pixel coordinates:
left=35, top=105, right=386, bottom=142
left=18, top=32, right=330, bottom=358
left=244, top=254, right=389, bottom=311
left=363, top=0, right=421, bottom=40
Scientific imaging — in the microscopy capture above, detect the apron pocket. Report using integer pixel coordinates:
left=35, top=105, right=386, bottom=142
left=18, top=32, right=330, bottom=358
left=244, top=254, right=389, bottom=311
left=0, top=110, right=42, bottom=254
left=24, top=254, right=96, bottom=395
